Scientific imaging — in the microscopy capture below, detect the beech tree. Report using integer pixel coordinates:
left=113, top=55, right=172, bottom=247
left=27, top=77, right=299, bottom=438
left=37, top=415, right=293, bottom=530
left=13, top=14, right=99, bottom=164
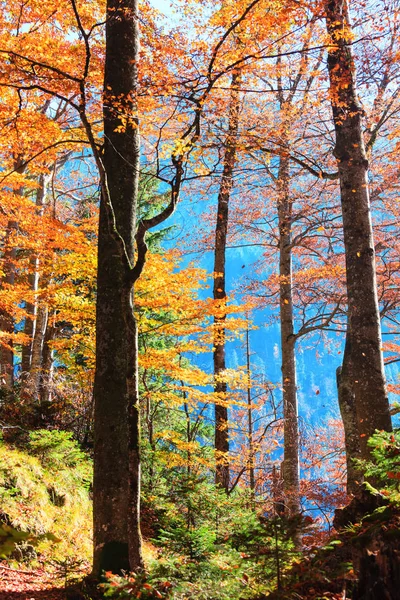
left=325, top=0, right=392, bottom=458
left=213, top=69, right=241, bottom=492
left=228, top=35, right=341, bottom=516
left=92, top=0, right=141, bottom=574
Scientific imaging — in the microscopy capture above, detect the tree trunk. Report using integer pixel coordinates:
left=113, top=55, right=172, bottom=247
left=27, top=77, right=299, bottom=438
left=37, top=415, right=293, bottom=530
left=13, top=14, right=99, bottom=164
left=245, top=321, right=255, bottom=500
left=336, top=329, right=362, bottom=495
left=92, top=0, right=142, bottom=576
left=353, top=534, right=400, bottom=600
left=325, top=0, right=392, bottom=458
left=29, top=303, right=48, bottom=398
left=334, top=490, right=400, bottom=600
left=145, top=385, right=156, bottom=490
left=39, top=313, right=56, bottom=406
left=213, top=70, right=241, bottom=491
left=278, top=156, right=300, bottom=518
left=184, top=399, right=192, bottom=477
left=21, top=173, right=51, bottom=375
left=0, top=159, right=25, bottom=387
left=0, top=232, right=16, bottom=387
left=125, top=285, right=143, bottom=571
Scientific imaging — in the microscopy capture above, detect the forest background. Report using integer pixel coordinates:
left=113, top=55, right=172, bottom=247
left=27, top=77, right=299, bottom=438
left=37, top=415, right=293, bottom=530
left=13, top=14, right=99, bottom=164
left=0, top=0, right=400, bottom=599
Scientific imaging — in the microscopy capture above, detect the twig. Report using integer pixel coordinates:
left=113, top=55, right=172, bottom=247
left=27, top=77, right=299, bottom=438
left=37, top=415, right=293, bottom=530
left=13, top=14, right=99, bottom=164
left=0, top=564, right=37, bottom=575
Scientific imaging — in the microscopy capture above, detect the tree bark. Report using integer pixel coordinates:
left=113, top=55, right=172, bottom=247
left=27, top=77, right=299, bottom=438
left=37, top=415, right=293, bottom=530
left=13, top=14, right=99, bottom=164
left=336, top=329, right=362, bottom=495
left=245, top=322, right=255, bottom=501
left=278, top=156, right=300, bottom=518
left=125, top=283, right=143, bottom=571
left=325, top=0, right=392, bottom=458
left=0, top=159, right=25, bottom=387
left=21, top=173, right=51, bottom=376
left=39, top=313, right=56, bottom=406
left=213, top=70, right=241, bottom=491
left=92, top=0, right=142, bottom=576
left=0, top=230, right=16, bottom=387
left=29, top=303, right=48, bottom=398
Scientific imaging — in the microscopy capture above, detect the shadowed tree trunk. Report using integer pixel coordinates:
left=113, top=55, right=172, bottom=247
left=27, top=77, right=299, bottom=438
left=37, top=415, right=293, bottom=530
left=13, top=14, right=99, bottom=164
left=336, top=328, right=362, bottom=495
left=92, top=0, right=142, bottom=576
left=0, top=230, right=16, bottom=387
left=92, top=0, right=186, bottom=573
left=213, top=69, right=241, bottom=491
left=325, top=0, right=392, bottom=458
left=0, top=158, right=26, bottom=387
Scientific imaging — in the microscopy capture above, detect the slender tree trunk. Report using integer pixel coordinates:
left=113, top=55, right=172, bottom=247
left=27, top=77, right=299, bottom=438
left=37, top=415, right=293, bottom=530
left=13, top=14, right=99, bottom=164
left=39, top=313, right=56, bottom=406
left=245, top=322, right=255, bottom=500
left=0, top=159, right=25, bottom=387
left=278, top=156, right=300, bottom=518
left=183, top=385, right=192, bottom=476
left=185, top=416, right=192, bottom=477
left=326, top=0, right=392, bottom=458
left=21, top=173, right=51, bottom=375
left=92, top=0, right=142, bottom=576
left=336, top=329, right=362, bottom=495
left=0, top=230, right=16, bottom=387
left=29, top=303, right=48, bottom=398
left=213, top=70, right=241, bottom=491
left=21, top=269, right=39, bottom=375
left=145, top=390, right=156, bottom=489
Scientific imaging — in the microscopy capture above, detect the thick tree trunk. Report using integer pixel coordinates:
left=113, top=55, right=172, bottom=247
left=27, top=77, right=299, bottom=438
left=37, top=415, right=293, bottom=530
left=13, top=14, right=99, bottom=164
left=278, top=156, right=300, bottom=518
left=326, top=0, right=392, bottom=458
left=21, top=173, right=51, bottom=375
left=334, top=490, right=400, bottom=600
left=213, top=70, right=241, bottom=491
left=336, top=330, right=362, bottom=495
left=352, top=512, right=400, bottom=600
left=93, top=0, right=142, bottom=576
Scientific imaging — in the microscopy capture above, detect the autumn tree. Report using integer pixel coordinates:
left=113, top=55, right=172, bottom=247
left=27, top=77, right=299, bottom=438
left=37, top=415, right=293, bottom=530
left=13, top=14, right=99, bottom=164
left=213, top=69, right=242, bottom=492
left=325, top=0, right=392, bottom=458
left=226, top=30, right=341, bottom=518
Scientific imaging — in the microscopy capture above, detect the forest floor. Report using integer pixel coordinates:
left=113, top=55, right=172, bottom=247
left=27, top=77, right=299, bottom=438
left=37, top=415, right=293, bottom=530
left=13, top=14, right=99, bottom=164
left=0, top=563, right=67, bottom=600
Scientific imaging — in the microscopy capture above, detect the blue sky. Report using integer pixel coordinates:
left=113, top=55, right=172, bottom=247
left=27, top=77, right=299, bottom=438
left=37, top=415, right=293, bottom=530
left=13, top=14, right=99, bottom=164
left=149, top=0, right=174, bottom=16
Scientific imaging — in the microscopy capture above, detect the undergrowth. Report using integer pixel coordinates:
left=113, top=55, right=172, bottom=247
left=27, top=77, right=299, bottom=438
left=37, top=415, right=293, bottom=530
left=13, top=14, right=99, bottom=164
left=0, top=429, right=92, bottom=564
